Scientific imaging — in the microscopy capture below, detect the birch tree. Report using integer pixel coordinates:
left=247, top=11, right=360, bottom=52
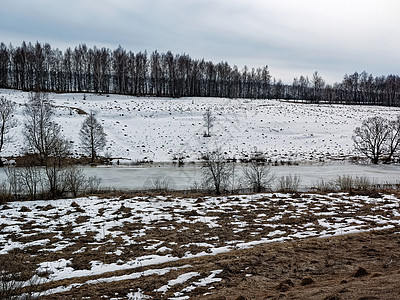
left=203, top=108, right=215, bottom=137
left=79, top=112, right=106, bottom=162
left=0, top=96, right=16, bottom=156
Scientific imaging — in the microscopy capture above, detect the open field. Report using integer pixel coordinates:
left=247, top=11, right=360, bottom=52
left=2, top=89, right=400, bottom=299
left=1, top=191, right=400, bottom=299
left=2, top=89, right=400, bottom=163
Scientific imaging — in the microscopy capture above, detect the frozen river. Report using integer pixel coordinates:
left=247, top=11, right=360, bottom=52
left=81, top=162, right=400, bottom=190
left=0, top=163, right=399, bottom=191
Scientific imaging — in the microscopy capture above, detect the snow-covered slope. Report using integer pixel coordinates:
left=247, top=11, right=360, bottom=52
left=2, top=89, right=399, bottom=163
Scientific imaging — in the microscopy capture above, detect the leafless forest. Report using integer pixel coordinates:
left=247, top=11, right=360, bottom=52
left=0, top=42, right=399, bottom=105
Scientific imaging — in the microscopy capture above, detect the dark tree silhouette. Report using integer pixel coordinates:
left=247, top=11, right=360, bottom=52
left=0, top=41, right=400, bottom=106
left=202, top=148, right=232, bottom=195
left=0, top=96, right=16, bottom=156
left=79, top=112, right=106, bottom=162
left=203, top=108, right=215, bottom=137
left=353, top=116, right=391, bottom=164
left=23, top=92, right=63, bottom=164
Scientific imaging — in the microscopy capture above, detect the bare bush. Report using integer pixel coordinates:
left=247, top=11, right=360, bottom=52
left=5, top=166, right=22, bottom=199
left=0, top=181, right=10, bottom=204
left=16, top=166, right=42, bottom=200
left=313, top=179, right=336, bottom=192
left=63, top=166, right=87, bottom=197
left=353, top=176, right=375, bottom=191
left=149, top=176, right=175, bottom=192
left=190, top=181, right=204, bottom=193
left=335, top=175, right=374, bottom=191
left=276, top=174, right=301, bottom=192
left=335, top=175, right=353, bottom=191
left=3, top=165, right=102, bottom=200
left=243, top=160, right=275, bottom=192
left=84, top=175, right=102, bottom=194
left=202, top=147, right=233, bottom=195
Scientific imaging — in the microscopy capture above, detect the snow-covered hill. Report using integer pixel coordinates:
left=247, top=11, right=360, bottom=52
left=2, top=89, right=399, bottom=163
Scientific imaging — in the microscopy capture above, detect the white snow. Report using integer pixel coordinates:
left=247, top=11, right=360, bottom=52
left=2, top=88, right=400, bottom=163
left=2, top=89, right=400, bottom=298
left=2, top=191, right=400, bottom=299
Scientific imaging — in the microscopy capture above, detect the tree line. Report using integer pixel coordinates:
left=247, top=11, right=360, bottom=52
left=0, top=41, right=271, bottom=99
left=0, top=41, right=400, bottom=105
left=286, top=71, right=400, bottom=106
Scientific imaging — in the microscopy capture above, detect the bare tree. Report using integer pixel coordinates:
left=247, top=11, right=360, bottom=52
left=63, top=165, right=87, bottom=197
left=16, top=166, right=42, bottom=200
left=44, top=136, right=71, bottom=198
left=23, top=92, right=62, bottom=164
left=23, top=92, right=71, bottom=198
left=385, top=115, right=400, bottom=163
left=352, top=116, right=391, bottom=164
left=0, top=96, right=16, bottom=159
left=311, top=71, right=325, bottom=102
left=79, top=112, right=106, bottom=162
left=243, top=158, right=275, bottom=193
left=203, top=107, right=215, bottom=137
left=202, top=147, right=232, bottom=195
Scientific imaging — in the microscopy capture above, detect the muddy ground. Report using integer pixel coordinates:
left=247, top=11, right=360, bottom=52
left=1, top=192, right=400, bottom=299
left=36, top=228, right=400, bottom=300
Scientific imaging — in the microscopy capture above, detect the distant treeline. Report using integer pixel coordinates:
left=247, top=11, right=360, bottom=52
left=0, top=41, right=399, bottom=105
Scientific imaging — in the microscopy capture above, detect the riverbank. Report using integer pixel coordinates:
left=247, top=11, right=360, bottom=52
left=1, top=192, right=399, bottom=299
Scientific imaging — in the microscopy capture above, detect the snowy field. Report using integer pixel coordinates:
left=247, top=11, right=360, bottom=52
left=2, top=90, right=400, bottom=298
left=2, top=89, right=400, bottom=163
left=1, top=192, right=399, bottom=298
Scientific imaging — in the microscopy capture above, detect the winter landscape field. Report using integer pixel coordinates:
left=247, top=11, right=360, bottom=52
left=2, top=88, right=400, bottom=189
left=2, top=88, right=400, bottom=164
left=1, top=192, right=400, bottom=299
left=2, top=89, right=400, bottom=299
left=2, top=0, right=400, bottom=298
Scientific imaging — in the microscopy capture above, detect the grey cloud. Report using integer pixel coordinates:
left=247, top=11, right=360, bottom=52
left=0, top=0, right=399, bottom=84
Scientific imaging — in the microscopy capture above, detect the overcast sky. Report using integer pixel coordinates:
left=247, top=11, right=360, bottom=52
left=1, top=0, right=399, bottom=83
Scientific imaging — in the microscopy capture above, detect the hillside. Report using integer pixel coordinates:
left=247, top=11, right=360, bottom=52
left=2, top=89, right=400, bottom=164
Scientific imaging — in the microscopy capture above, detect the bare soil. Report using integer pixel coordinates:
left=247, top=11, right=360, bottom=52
left=40, top=228, right=400, bottom=299
left=2, top=192, right=400, bottom=299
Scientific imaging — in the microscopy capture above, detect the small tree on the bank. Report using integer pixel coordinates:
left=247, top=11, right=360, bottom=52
left=0, top=96, right=16, bottom=159
left=202, top=147, right=232, bottom=195
left=79, top=112, right=106, bottom=162
left=243, top=156, right=275, bottom=192
left=203, top=108, right=215, bottom=137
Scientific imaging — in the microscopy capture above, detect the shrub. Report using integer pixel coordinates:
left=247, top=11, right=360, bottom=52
left=335, top=175, right=374, bottom=191
left=150, top=176, right=175, bottom=192
left=276, top=174, right=301, bottom=192
left=313, top=179, right=336, bottom=192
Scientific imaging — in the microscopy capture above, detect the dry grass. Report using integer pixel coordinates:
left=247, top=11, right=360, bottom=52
left=33, top=228, right=400, bottom=300
left=1, top=192, right=400, bottom=299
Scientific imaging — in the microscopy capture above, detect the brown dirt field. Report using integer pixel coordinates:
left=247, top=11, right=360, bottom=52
left=40, top=228, right=400, bottom=299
